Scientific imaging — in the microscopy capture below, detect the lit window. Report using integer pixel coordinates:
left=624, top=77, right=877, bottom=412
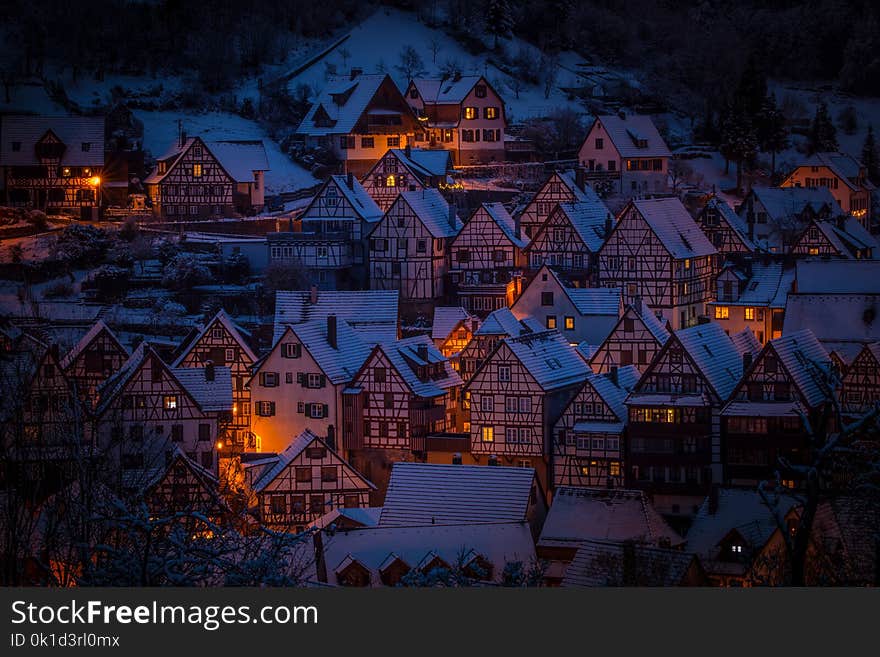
left=731, top=544, right=743, bottom=554
left=684, top=258, right=691, bottom=270
left=484, top=107, right=499, bottom=120
left=715, top=306, right=729, bottom=320
left=564, top=316, right=575, bottom=330
left=386, top=174, right=396, bottom=187
left=546, top=316, right=557, bottom=330
left=481, top=426, right=494, bottom=442
left=609, top=461, right=621, bottom=476
left=744, top=307, right=755, bottom=321
left=808, top=247, right=820, bottom=256
left=464, top=107, right=477, bottom=120
left=163, top=395, right=179, bottom=410
left=193, top=164, right=203, bottom=177
left=62, top=167, right=71, bottom=177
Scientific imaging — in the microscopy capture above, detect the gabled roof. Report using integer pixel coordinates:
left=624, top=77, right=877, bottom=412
left=304, top=175, right=383, bottom=223
left=562, top=539, right=699, bottom=587
left=248, top=429, right=374, bottom=493
left=750, top=186, right=845, bottom=221
left=548, top=200, right=612, bottom=252
left=411, top=75, right=485, bottom=104
left=804, top=217, right=880, bottom=259
left=205, top=140, right=269, bottom=182
left=276, top=317, right=372, bottom=385
left=379, top=462, right=536, bottom=526
left=539, top=487, right=682, bottom=547
left=59, top=320, right=128, bottom=370
left=586, top=371, right=632, bottom=422
left=480, top=202, right=528, bottom=248
left=0, top=115, right=105, bottom=166
left=766, top=329, right=832, bottom=408
left=586, top=113, right=672, bottom=159
left=388, top=147, right=453, bottom=179
left=375, top=335, right=462, bottom=398
left=169, top=366, right=233, bottom=412
left=730, top=328, right=762, bottom=359
left=501, top=330, right=591, bottom=391
left=431, top=307, right=476, bottom=340
left=783, top=294, right=880, bottom=352
left=788, top=152, right=875, bottom=192
left=556, top=170, right=604, bottom=203
left=703, top=195, right=757, bottom=251
left=311, top=506, right=383, bottom=530
left=630, top=198, right=716, bottom=259
left=566, top=287, right=622, bottom=316
left=675, top=322, right=746, bottom=401
left=475, top=307, right=541, bottom=337
left=731, top=262, right=795, bottom=308
left=296, top=74, right=393, bottom=136
left=634, top=300, right=671, bottom=344
left=396, top=189, right=462, bottom=238
left=172, top=309, right=257, bottom=368
left=273, top=290, right=399, bottom=345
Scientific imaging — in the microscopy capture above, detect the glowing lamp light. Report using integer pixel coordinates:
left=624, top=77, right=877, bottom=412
left=89, top=176, right=101, bottom=186
left=216, top=441, right=224, bottom=450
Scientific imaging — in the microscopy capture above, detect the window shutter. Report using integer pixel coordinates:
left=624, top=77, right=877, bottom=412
left=297, top=372, right=304, bottom=385
left=319, top=374, right=326, bottom=388
left=322, top=404, right=329, bottom=418
left=298, top=402, right=304, bottom=414
left=304, top=404, right=312, bottom=418
left=268, top=402, right=276, bottom=416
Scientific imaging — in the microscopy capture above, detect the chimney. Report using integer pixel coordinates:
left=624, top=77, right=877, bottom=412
left=327, top=314, right=338, bottom=350
left=742, top=352, right=753, bottom=373
left=417, top=344, right=428, bottom=362
left=205, top=360, right=215, bottom=382
left=471, top=319, right=479, bottom=333
left=347, top=171, right=354, bottom=189
left=405, top=144, right=411, bottom=158
left=448, top=202, right=457, bottom=229
left=350, top=68, right=362, bottom=80
left=604, top=213, right=613, bottom=237
left=514, top=212, right=522, bottom=240
left=310, top=285, right=318, bottom=305
left=609, top=366, right=619, bottom=387
left=575, top=167, right=586, bottom=192
left=708, top=483, right=720, bottom=515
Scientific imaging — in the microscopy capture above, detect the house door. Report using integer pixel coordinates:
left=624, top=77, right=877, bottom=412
left=36, top=189, right=47, bottom=209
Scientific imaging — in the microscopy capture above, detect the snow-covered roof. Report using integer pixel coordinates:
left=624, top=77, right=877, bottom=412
left=297, top=74, right=391, bottom=137
left=703, top=196, right=756, bottom=251
left=379, top=462, right=536, bottom=526
left=0, top=115, right=105, bottom=167
left=565, top=287, right=622, bottom=317
left=322, top=522, right=536, bottom=586
left=552, top=200, right=612, bottom=252
left=377, top=335, right=462, bottom=398
left=722, top=400, right=806, bottom=417
left=475, top=307, right=540, bottom=337
left=172, top=309, right=256, bottom=368
left=783, top=294, right=880, bottom=352
left=632, top=198, right=716, bottom=259
left=397, top=188, right=462, bottom=238
left=767, top=329, right=832, bottom=408
left=320, top=175, right=383, bottom=223
left=539, top=487, right=682, bottom=547
left=281, top=317, right=372, bottom=385
left=205, top=140, right=269, bottom=182
left=59, top=320, right=128, bottom=370
left=389, top=147, right=453, bottom=179
left=586, top=371, right=631, bottom=421
left=412, top=75, right=484, bottom=104
left=273, top=290, right=399, bottom=345
left=805, top=217, right=880, bottom=259
left=795, top=260, right=880, bottom=294
left=311, top=506, right=383, bottom=530
left=728, top=262, right=794, bottom=308
left=480, top=202, right=528, bottom=248
left=634, top=300, right=671, bottom=344
left=556, top=170, right=604, bottom=203
left=685, top=488, right=798, bottom=575
left=788, top=152, right=875, bottom=192
left=562, top=539, right=698, bottom=587
left=730, top=328, right=762, bottom=359
left=576, top=342, right=599, bottom=362
left=589, top=114, right=672, bottom=159
left=431, top=307, right=475, bottom=340
left=502, top=330, right=591, bottom=391
left=171, top=366, right=233, bottom=412
left=750, top=186, right=844, bottom=221
left=812, top=495, right=880, bottom=584
left=675, top=322, right=746, bottom=401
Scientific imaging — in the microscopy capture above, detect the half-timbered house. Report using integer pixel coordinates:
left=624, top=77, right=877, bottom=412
left=721, top=329, right=834, bottom=487
left=171, top=310, right=257, bottom=452
left=790, top=216, right=879, bottom=259
left=464, top=330, right=589, bottom=491
left=589, top=301, right=671, bottom=374
left=511, top=265, right=622, bottom=345
left=59, top=320, right=129, bottom=408
left=144, top=136, right=268, bottom=220
left=448, top=202, right=527, bottom=315
left=430, top=307, right=479, bottom=358
left=95, top=343, right=233, bottom=477
left=343, top=335, right=463, bottom=497
left=244, top=429, right=374, bottom=532
left=551, top=366, right=639, bottom=489
left=369, top=188, right=462, bottom=303
left=296, top=72, right=420, bottom=175
left=0, top=115, right=104, bottom=212
left=456, top=308, right=542, bottom=384
left=360, top=147, right=454, bottom=211
left=517, top=169, right=599, bottom=241
left=840, top=342, right=880, bottom=419
left=599, top=197, right=717, bottom=330
left=250, top=315, right=372, bottom=455
left=561, top=539, right=707, bottom=587
left=577, top=112, right=671, bottom=196
left=625, top=323, right=756, bottom=518
left=404, top=75, right=507, bottom=165
left=709, top=262, right=794, bottom=344
left=525, top=199, right=613, bottom=286
left=695, top=195, right=757, bottom=256
left=144, top=448, right=231, bottom=527
left=269, top=173, right=382, bottom=290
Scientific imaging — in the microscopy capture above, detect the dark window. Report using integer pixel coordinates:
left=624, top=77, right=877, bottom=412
left=295, top=467, right=312, bottom=483
left=201, top=451, right=213, bottom=469
left=321, top=466, right=337, bottom=482
left=541, top=291, right=554, bottom=306
left=198, top=424, right=211, bottom=442
left=171, top=424, right=183, bottom=442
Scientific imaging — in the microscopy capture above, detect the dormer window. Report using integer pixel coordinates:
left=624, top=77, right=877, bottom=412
left=157, top=161, right=167, bottom=174
left=81, top=142, right=91, bottom=152
left=475, top=84, right=487, bottom=98
left=193, top=146, right=202, bottom=157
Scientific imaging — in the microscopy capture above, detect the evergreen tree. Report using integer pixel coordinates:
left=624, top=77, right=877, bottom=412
left=720, top=99, right=758, bottom=194
left=485, top=0, right=515, bottom=50
left=736, top=54, right=767, bottom=121
left=808, top=101, right=839, bottom=154
left=757, top=93, right=789, bottom=177
left=862, top=125, right=879, bottom=182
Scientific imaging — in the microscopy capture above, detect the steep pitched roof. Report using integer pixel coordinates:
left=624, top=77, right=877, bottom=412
left=767, top=329, right=833, bottom=407
left=565, top=287, right=622, bottom=316
left=703, top=195, right=757, bottom=251
left=283, top=317, right=372, bottom=385
left=379, top=462, right=536, bottom=526
left=170, top=366, right=233, bottom=412
left=556, top=170, right=604, bottom=203
left=0, top=115, right=105, bottom=167
left=751, top=186, right=845, bottom=221
left=805, top=217, right=880, bottom=259
left=501, top=330, right=591, bottom=391
left=675, top=322, right=746, bottom=401
left=562, top=540, right=699, bottom=587
left=552, top=200, right=612, bottom=252
left=296, top=74, right=392, bottom=136
left=377, top=335, right=462, bottom=398
left=431, top=307, right=476, bottom=340
left=733, top=262, right=795, bottom=308
left=273, top=290, right=399, bottom=345
left=730, top=328, right=762, bottom=359
left=481, top=202, right=528, bottom=248
left=539, top=487, right=682, bottom=547
left=172, top=310, right=257, bottom=368
left=59, top=320, right=128, bottom=370
left=588, top=114, right=672, bottom=158
left=316, top=175, right=384, bottom=222
left=412, top=75, right=485, bottom=104
left=635, top=300, right=671, bottom=344
left=812, top=495, right=880, bottom=585
left=631, top=198, right=716, bottom=259
left=398, top=189, right=462, bottom=238
left=783, top=294, right=880, bottom=355
left=474, top=307, right=541, bottom=337
left=789, top=152, right=876, bottom=192
left=389, top=147, right=453, bottom=179
left=206, top=140, right=269, bottom=182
